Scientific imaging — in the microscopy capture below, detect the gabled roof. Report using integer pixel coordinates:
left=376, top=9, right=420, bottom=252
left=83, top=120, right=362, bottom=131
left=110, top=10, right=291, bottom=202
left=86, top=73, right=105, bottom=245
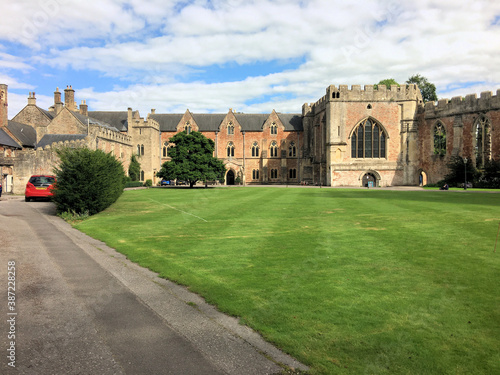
left=7, top=121, right=37, bottom=147
left=191, top=113, right=227, bottom=131
left=88, top=111, right=128, bottom=132
left=0, top=128, right=22, bottom=149
left=37, top=134, right=87, bottom=148
left=277, top=114, right=303, bottom=131
left=72, top=112, right=120, bottom=132
left=233, top=113, right=269, bottom=131
left=150, top=114, right=185, bottom=131
left=39, top=108, right=55, bottom=120
left=151, top=112, right=303, bottom=132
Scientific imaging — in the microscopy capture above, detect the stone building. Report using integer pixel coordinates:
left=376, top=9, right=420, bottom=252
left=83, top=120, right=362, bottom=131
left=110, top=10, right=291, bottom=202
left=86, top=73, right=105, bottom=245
left=1, top=82, right=499, bottom=193
left=0, top=85, right=133, bottom=194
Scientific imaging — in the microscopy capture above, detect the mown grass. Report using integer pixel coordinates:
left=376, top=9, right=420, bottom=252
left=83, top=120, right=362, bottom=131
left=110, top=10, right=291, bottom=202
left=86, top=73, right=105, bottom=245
left=75, top=187, right=500, bottom=374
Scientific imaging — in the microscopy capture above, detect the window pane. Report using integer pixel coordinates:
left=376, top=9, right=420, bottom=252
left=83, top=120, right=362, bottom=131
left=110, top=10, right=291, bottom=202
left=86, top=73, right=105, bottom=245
left=357, top=126, right=364, bottom=158
left=380, top=133, right=386, bottom=158
left=365, top=120, right=372, bottom=158
left=351, top=133, right=357, bottom=158
left=373, top=126, right=379, bottom=158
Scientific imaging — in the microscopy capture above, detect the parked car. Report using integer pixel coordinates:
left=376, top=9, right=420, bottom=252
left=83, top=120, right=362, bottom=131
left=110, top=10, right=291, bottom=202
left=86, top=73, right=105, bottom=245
left=160, top=179, right=171, bottom=186
left=25, top=175, right=56, bottom=202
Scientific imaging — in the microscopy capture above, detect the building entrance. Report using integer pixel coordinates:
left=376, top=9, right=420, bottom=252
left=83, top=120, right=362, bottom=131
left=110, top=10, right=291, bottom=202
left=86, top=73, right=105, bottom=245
left=226, top=170, right=235, bottom=185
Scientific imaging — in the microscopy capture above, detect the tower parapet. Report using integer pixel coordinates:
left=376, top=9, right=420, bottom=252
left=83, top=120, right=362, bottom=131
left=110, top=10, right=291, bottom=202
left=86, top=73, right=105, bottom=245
left=423, top=89, right=500, bottom=118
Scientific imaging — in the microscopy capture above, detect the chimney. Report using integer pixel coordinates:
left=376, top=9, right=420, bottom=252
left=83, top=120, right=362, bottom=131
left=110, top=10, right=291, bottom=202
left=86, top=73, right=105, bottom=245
left=79, top=100, right=88, bottom=116
left=64, top=85, right=75, bottom=111
left=0, top=84, right=7, bottom=128
left=28, top=91, right=37, bottom=106
left=54, top=87, right=63, bottom=114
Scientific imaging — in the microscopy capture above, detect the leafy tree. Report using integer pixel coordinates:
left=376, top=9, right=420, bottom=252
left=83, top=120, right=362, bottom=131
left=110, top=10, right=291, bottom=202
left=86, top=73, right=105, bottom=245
left=444, top=156, right=480, bottom=187
left=374, top=78, right=399, bottom=90
left=128, top=154, right=141, bottom=181
left=52, top=147, right=125, bottom=215
left=157, top=131, right=226, bottom=188
left=406, top=74, right=438, bottom=102
left=477, top=159, right=500, bottom=188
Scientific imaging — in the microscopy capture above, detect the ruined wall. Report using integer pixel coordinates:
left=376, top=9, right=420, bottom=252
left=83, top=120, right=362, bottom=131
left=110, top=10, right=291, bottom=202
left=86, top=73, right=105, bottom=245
left=418, top=90, right=500, bottom=184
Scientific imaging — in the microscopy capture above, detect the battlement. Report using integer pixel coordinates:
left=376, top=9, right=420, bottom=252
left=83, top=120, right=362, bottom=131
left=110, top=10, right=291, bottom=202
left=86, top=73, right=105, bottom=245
left=93, top=124, right=132, bottom=145
left=307, top=84, right=423, bottom=114
left=37, top=138, right=88, bottom=151
left=423, top=89, right=500, bottom=118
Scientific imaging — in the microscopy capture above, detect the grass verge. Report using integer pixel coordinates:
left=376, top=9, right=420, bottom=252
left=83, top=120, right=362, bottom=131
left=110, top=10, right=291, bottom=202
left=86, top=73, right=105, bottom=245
left=75, top=187, right=500, bottom=374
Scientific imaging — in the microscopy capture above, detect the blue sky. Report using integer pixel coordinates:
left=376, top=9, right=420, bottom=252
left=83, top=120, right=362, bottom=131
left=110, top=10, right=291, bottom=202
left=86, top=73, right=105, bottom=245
left=1, top=0, right=499, bottom=117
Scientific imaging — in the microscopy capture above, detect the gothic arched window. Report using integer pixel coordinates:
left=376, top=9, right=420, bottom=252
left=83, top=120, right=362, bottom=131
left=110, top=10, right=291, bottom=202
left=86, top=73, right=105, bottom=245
left=270, top=122, right=277, bottom=135
left=475, top=117, right=491, bottom=168
left=228, top=123, right=234, bottom=135
left=270, top=141, right=278, bottom=157
left=433, top=122, right=446, bottom=156
left=351, top=118, right=387, bottom=158
left=288, top=141, right=296, bottom=157
left=227, top=142, right=235, bottom=157
left=251, top=142, right=259, bottom=157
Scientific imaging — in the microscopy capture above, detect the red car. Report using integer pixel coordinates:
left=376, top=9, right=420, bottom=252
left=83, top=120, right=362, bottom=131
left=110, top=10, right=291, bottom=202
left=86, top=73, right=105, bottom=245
left=25, top=175, right=56, bottom=202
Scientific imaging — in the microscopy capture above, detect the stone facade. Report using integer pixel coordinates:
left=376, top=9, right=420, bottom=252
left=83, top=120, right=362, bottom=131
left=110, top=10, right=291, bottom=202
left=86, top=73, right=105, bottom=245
left=0, top=85, right=133, bottom=194
left=1, top=82, right=499, bottom=193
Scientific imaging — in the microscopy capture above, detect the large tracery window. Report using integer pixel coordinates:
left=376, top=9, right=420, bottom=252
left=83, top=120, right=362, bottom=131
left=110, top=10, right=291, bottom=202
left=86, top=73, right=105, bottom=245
left=351, top=118, right=386, bottom=158
left=475, top=117, right=491, bottom=168
left=433, top=122, right=446, bottom=156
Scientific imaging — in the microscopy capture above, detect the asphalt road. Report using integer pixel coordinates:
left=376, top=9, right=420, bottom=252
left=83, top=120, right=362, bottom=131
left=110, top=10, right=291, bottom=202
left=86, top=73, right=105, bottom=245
left=0, top=197, right=307, bottom=374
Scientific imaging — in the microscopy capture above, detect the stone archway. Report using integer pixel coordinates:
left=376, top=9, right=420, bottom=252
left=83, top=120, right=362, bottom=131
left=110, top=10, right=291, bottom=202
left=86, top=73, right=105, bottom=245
left=226, top=170, right=235, bottom=185
left=419, top=170, right=428, bottom=186
left=362, top=172, right=377, bottom=187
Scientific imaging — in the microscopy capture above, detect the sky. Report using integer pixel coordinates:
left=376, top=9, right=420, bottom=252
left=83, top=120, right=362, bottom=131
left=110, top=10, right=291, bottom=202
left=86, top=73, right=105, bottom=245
left=1, top=0, right=500, bottom=118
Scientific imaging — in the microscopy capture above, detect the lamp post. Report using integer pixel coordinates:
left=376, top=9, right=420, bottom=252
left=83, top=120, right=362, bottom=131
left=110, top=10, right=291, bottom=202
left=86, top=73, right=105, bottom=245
left=464, top=157, right=468, bottom=190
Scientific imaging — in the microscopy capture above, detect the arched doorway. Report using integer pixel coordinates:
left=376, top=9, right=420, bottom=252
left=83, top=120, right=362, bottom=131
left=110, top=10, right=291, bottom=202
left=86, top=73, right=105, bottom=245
left=362, top=172, right=377, bottom=187
left=226, top=170, right=235, bottom=185
left=419, top=171, right=428, bottom=186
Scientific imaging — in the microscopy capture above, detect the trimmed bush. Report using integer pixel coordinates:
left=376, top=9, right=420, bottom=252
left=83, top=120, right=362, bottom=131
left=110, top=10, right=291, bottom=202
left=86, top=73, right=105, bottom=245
left=52, top=147, right=125, bottom=215
left=124, top=181, right=144, bottom=188
left=144, top=179, right=153, bottom=187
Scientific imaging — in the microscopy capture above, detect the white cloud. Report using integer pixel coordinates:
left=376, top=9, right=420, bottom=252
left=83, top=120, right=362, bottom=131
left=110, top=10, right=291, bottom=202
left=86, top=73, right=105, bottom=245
left=2, top=0, right=500, bottom=116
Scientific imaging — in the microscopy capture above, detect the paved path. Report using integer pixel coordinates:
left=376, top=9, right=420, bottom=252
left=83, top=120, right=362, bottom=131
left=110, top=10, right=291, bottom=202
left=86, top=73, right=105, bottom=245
left=0, top=197, right=307, bottom=374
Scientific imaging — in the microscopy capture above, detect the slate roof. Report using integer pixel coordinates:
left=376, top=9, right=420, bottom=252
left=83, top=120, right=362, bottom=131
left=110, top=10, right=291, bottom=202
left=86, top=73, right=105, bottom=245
left=7, top=121, right=37, bottom=147
left=72, top=112, right=120, bottom=132
left=149, top=114, right=185, bottom=132
left=88, top=111, right=128, bottom=132
left=37, top=134, right=87, bottom=148
left=0, top=128, right=22, bottom=149
left=150, top=113, right=303, bottom=132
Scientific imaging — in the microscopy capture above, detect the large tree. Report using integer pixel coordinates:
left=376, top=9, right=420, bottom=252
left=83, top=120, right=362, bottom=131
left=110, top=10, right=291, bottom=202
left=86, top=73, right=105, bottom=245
left=406, top=74, right=438, bottom=102
left=157, top=131, right=226, bottom=188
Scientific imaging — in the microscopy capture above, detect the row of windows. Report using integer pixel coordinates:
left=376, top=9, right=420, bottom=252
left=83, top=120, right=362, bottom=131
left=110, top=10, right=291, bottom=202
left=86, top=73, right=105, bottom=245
left=250, top=169, right=297, bottom=180
left=184, top=122, right=279, bottom=135
left=161, top=142, right=297, bottom=158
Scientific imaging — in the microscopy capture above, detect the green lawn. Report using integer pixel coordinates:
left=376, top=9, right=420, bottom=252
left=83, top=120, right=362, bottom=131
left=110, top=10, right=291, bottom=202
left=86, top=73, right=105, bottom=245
left=75, top=187, right=500, bottom=374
